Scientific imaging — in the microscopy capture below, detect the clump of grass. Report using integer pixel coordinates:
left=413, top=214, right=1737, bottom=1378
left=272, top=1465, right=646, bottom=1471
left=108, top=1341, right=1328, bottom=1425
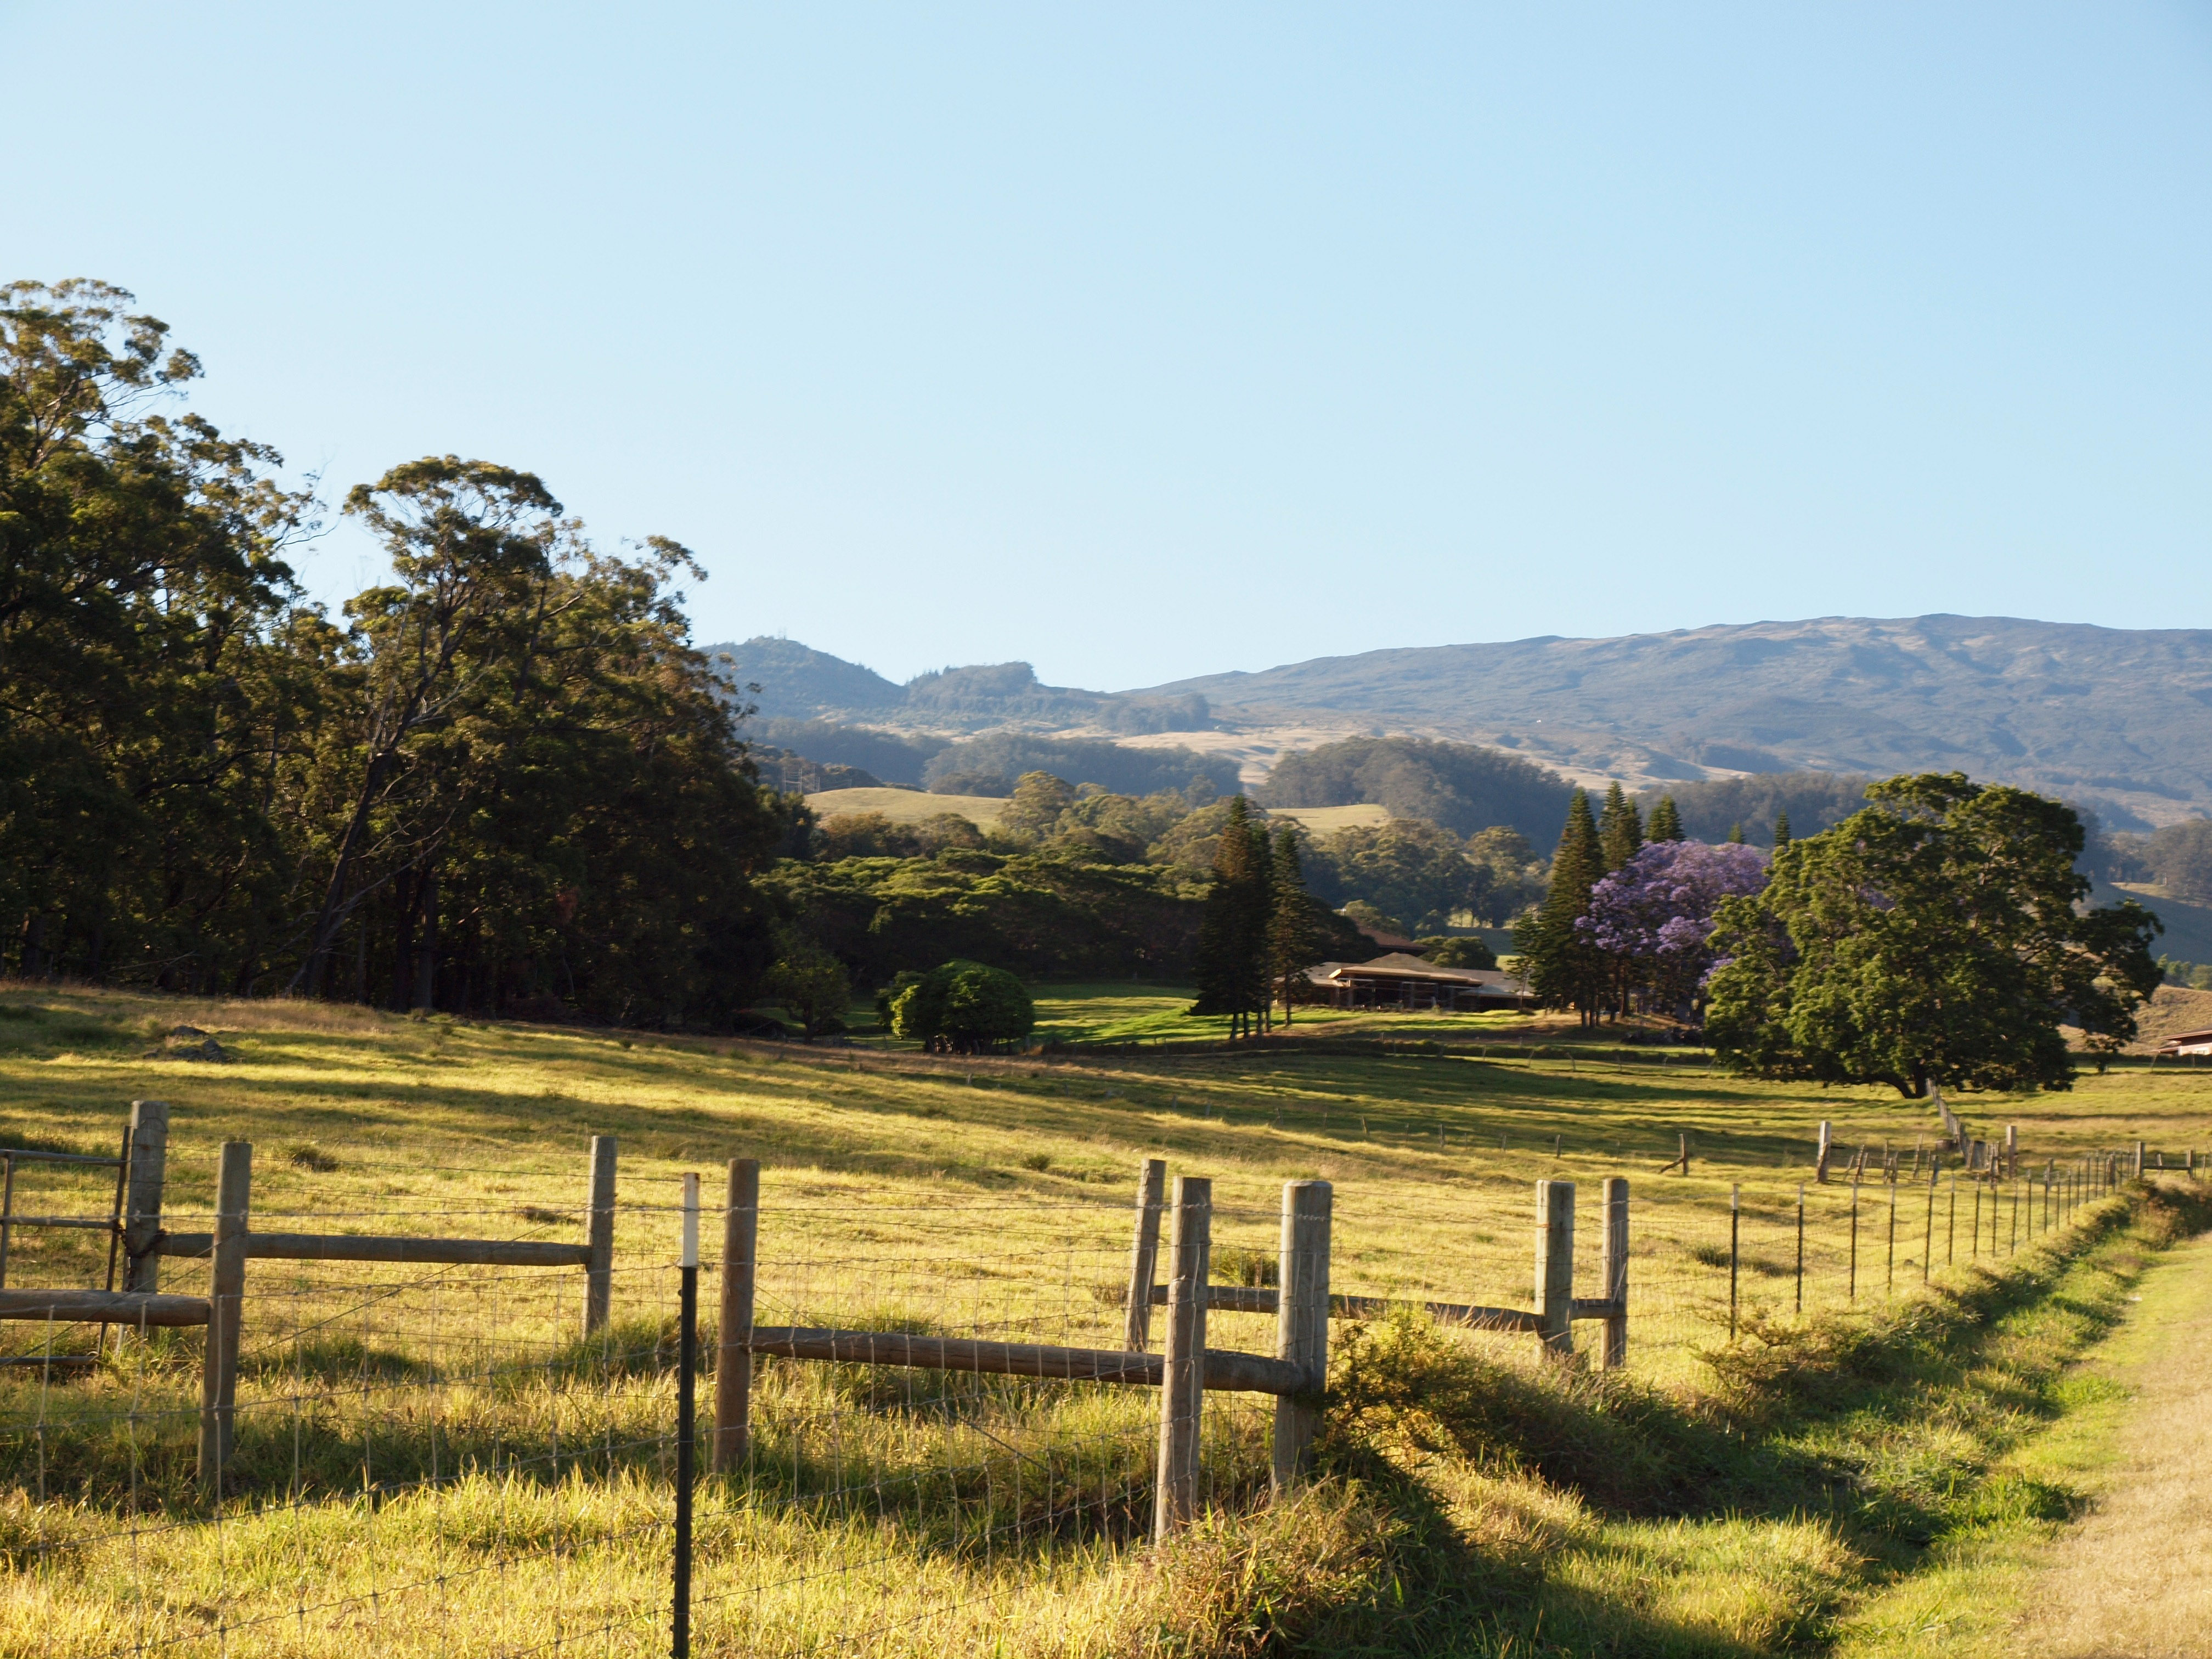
left=516, top=1205, right=569, bottom=1226
left=1018, top=1151, right=1051, bottom=1172
left=1688, top=1240, right=1731, bottom=1268
left=1211, top=1245, right=1277, bottom=1288
left=289, top=1144, right=340, bottom=1172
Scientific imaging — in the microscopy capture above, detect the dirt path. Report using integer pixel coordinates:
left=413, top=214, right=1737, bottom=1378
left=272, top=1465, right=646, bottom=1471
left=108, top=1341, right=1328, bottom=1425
left=2011, top=1231, right=2212, bottom=1657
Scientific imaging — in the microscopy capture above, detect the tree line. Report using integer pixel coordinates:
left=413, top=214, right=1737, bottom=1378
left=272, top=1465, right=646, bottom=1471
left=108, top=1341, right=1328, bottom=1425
left=1515, top=771, right=2163, bottom=1093
left=2, top=281, right=788, bottom=1025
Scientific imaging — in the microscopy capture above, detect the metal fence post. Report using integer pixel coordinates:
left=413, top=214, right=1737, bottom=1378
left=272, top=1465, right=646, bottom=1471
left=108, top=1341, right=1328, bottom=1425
left=713, top=1158, right=758, bottom=1474
left=1794, top=1183, right=1805, bottom=1314
left=198, top=1141, right=251, bottom=1499
left=1535, top=1179, right=1575, bottom=1360
left=1154, top=1175, right=1210, bottom=1540
left=1271, top=1180, right=1330, bottom=1496
left=1124, top=1158, right=1167, bottom=1353
left=1848, top=1162, right=1861, bottom=1300
left=1923, top=1160, right=1937, bottom=1284
left=1728, top=1184, right=1740, bottom=1340
left=675, top=1173, right=698, bottom=1659
left=584, top=1136, right=617, bottom=1336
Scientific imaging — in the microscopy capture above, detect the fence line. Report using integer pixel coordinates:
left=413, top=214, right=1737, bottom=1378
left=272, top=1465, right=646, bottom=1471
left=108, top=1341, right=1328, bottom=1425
left=0, top=1099, right=2194, bottom=1657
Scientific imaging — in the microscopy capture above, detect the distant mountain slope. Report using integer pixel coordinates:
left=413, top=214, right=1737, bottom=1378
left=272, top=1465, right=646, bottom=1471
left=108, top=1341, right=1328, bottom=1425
left=1141, top=616, right=2212, bottom=828
left=701, top=637, right=1209, bottom=735
left=704, top=638, right=901, bottom=717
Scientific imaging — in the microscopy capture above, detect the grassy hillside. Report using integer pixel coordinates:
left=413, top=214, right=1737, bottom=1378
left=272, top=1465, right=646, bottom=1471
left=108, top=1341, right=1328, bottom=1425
left=4, top=983, right=2209, bottom=1656
left=1260, top=803, right=1393, bottom=834
left=806, top=786, right=1008, bottom=827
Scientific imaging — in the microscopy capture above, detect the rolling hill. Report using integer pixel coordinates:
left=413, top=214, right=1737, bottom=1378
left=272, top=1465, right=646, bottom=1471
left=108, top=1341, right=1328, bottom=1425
left=1141, top=616, right=2212, bottom=830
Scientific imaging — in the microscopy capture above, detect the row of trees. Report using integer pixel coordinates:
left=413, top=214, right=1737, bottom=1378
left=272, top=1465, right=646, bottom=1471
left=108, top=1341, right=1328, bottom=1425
left=1187, top=798, right=1365, bottom=1037
left=3, top=282, right=788, bottom=1024
left=1516, top=769, right=2163, bottom=1093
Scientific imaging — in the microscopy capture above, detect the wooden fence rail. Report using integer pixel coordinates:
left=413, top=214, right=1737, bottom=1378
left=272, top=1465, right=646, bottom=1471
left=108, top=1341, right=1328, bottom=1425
left=0, top=1288, right=209, bottom=1325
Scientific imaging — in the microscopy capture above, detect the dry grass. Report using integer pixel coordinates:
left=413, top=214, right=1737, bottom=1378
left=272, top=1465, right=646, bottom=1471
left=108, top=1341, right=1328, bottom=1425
left=801, top=787, right=1007, bottom=827
left=4, top=982, right=2212, bottom=1656
left=2009, top=1231, right=2212, bottom=1657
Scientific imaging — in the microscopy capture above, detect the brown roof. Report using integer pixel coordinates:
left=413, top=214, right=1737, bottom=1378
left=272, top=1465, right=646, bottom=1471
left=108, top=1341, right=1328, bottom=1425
left=1311, top=955, right=1531, bottom=994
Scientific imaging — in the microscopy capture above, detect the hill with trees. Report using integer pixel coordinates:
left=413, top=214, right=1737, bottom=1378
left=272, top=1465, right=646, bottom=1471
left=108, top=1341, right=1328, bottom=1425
left=1258, top=736, right=1573, bottom=843
left=1139, top=615, right=2212, bottom=831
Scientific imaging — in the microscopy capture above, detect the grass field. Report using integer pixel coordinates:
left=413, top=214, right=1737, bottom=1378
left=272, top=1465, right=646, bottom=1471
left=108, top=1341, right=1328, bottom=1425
left=3, top=981, right=2210, bottom=1656
left=803, top=787, right=1008, bottom=827
left=1254, top=804, right=1394, bottom=834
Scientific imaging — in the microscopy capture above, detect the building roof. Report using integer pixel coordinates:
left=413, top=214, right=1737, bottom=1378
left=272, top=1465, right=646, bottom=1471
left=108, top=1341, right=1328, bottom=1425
left=1310, top=954, right=1531, bottom=994
left=2157, top=1026, right=2212, bottom=1050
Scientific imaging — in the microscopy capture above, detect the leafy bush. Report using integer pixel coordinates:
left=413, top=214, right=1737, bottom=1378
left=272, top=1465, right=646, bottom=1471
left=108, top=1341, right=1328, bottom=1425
left=887, top=960, right=1034, bottom=1053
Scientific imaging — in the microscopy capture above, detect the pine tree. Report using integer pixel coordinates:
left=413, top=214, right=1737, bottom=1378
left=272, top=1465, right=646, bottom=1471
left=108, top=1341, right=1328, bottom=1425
left=1599, top=782, right=1643, bottom=872
left=1647, top=796, right=1683, bottom=843
left=1773, top=811, right=1792, bottom=851
left=1267, top=825, right=1321, bottom=1026
left=1726, top=822, right=1745, bottom=844
left=1515, top=789, right=1606, bottom=1027
left=1189, top=796, right=1273, bottom=1037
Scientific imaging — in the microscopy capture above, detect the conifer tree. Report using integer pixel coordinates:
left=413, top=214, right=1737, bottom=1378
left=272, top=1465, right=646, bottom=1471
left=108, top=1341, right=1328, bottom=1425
left=1515, top=789, right=1606, bottom=1027
left=1599, top=782, right=1643, bottom=872
left=1647, top=795, right=1683, bottom=843
left=1726, top=822, right=1746, bottom=844
left=1267, top=824, right=1321, bottom=1026
left=1189, top=795, right=1273, bottom=1037
left=1773, top=811, right=1792, bottom=851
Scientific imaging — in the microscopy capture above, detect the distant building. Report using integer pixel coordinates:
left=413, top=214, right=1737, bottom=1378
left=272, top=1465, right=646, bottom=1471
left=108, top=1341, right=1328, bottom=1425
left=2158, top=1026, right=2212, bottom=1057
left=1306, top=953, right=1536, bottom=1013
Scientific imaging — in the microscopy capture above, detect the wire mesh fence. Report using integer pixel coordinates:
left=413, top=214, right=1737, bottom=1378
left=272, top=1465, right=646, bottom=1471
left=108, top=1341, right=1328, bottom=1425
left=0, top=1103, right=2183, bottom=1658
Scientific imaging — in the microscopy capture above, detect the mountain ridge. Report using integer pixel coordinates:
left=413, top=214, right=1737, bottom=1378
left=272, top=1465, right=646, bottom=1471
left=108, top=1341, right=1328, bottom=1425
left=1134, top=614, right=2212, bottom=828
left=704, top=616, right=2212, bottom=830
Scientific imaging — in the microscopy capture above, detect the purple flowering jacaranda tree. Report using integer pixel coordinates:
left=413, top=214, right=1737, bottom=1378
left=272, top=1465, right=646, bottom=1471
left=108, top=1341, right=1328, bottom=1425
left=1576, top=840, right=1770, bottom=1019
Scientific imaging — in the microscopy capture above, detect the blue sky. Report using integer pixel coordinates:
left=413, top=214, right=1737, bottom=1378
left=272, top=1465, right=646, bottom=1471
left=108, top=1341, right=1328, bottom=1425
left=9, top=4, right=2209, bottom=689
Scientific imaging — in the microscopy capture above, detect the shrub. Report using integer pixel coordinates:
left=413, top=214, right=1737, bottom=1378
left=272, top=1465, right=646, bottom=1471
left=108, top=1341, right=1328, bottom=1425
left=888, top=959, right=1035, bottom=1053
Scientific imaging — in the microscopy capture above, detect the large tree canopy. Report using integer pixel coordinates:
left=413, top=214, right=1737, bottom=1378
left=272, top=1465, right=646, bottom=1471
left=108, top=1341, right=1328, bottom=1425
left=1, top=283, right=786, bottom=1025
left=1705, top=774, right=2161, bottom=1096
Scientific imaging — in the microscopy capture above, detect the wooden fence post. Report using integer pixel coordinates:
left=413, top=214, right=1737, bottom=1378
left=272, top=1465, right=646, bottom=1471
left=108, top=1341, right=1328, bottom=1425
left=713, top=1158, right=758, bottom=1474
left=121, top=1100, right=170, bottom=1295
left=2004, top=1125, right=2018, bottom=1178
left=1271, top=1180, right=1330, bottom=1496
left=1814, top=1121, right=1832, bottom=1184
left=1534, top=1178, right=1575, bottom=1360
left=583, top=1136, right=617, bottom=1335
left=2133, top=1141, right=2146, bottom=1180
left=1153, top=1175, right=1210, bottom=1541
left=198, top=1141, right=251, bottom=1498
left=1124, top=1157, right=1167, bottom=1353
left=1600, top=1177, right=1629, bottom=1370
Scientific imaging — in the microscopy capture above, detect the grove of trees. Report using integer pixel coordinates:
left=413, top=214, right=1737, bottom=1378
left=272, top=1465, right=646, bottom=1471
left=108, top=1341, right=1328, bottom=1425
left=1516, top=772, right=2160, bottom=1092
left=1260, top=736, right=1573, bottom=843
left=3, top=281, right=787, bottom=1024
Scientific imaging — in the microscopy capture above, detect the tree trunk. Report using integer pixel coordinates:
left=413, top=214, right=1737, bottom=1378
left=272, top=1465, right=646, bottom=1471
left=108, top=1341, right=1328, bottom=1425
left=413, top=868, right=438, bottom=1012
left=389, top=865, right=418, bottom=1012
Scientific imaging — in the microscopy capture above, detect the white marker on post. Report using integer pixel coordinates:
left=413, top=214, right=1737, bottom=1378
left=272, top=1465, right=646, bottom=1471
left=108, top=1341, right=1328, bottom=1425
left=681, top=1172, right=700, bottom=1269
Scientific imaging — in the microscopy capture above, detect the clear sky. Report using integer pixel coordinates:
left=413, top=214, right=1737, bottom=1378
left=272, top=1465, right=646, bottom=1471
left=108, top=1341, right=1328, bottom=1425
left=9, top=4, right=2210, bottom=690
